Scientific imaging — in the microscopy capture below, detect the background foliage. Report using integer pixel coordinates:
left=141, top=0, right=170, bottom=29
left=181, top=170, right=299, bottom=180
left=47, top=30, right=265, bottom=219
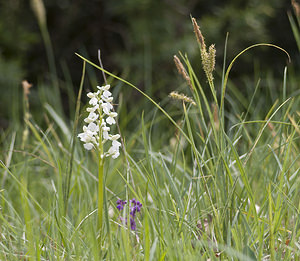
left=0, top=0, right=298, bottom=128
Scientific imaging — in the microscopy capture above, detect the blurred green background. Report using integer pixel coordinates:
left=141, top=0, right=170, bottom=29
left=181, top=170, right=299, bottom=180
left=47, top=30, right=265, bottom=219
left=0, top=0, right=298, bottom=129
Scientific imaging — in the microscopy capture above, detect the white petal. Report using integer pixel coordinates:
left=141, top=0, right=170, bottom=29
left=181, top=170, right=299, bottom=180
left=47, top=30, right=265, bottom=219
left=103, top=131, right=109, bottom=140
left=79, top=131, right=94, bottom=143
left=77, top=133, right=85, bottom=140
left=102, top=96, right=113, bottom=103
left=86, top=104, right=99, bottom=112
left=110, top=134, right=120, bottom=140
left=102, top=126, right=110, bottom=132
left=107, top=145, right=117, bottom=155
left=106, top=144, right=120, bottom=159
left=84, top=143, right=94, bottom=150
left=84, top=112, right=98, bottom=123
left=102, top=103, right=113, bottom=115
left=79, top=134, right=88, bottom=142
left=106, top=117, right=115, bottom=125
left=87, top=122, right=99, bottom=132
left=91, top=136, right=97, bottom=143
left=87, top=92, right=95, bottom=98
left=102, top=90, right=112, bottom=98
left=112, top=140, right=121, bottom=147
left=84, top=118, right=92, bottom=123
left=112, top=151, right=120, bottom=159
left=108, top=112, right=118, bottom=118
left=98, top=84, right=110, bottom=91
left=89, top=97, right=98, bottom=106
left=102, top=106, right=110, bottom=115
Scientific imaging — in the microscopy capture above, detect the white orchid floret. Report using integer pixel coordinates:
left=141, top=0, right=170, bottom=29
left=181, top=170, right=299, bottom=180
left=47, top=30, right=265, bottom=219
left=110, top=134, right=120, bottom=140
left=78, top=133, right=90, bottom=143
left=102, top=96, right=113, bottom=103
left=78, top=129, right=97, bottom=143
left=77, top=132, right=86, bottom=141
left=108, top=112, right=118, bottom=118
left=102, top=90, right=112, bottom=99
left=107, top=145, right=119, bottom=157
left=87, top=104, right=99, bottom=112
left=84, top=112, right=99, bottom=123
left=106, top=112, right=118, bottom=125
left=84, top=143, right=94, bottom=150
left=106, top=138, right=121, bottom=158
left=89, top=97, right=98, bottom=106
left=106, top=117, right=116, bottom=125
left=103, top=131, right=110, bottom=140
left=102, top=126, right=110, bottom=140
left=97, top=84, right=110, bottom=91
left=83, top=125, right=96, bottom=133
left=107, top=144, right=121, bottom=158
left=87, top=122, right=99, bottom=133
left=102, top=102, right=113, bottom=115
left=112, top=139, right=121, bottom=146
left=87, top=92, right=95, bottom=98
left=102, top=126, right=110, bottom=132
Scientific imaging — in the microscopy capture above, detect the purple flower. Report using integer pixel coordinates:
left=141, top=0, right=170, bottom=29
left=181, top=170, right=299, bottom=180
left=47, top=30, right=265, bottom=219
left=116, top=198, right=142, bottom=231
left=129, top=198, right=142, bottom=218
left=116, top=199, right=127, bottom=211
left=130, top=217, right=136, bottom=230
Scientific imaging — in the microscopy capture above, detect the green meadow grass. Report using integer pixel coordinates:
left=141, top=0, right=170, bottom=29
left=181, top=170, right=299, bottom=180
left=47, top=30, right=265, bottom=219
left=0, top=16, right=300, bottom=260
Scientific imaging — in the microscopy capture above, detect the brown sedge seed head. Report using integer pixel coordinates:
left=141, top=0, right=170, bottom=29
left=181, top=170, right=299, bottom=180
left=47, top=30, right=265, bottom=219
left=173, top=55, right=193, bottom=91
left=169, top=91, right=196, bottom=106
left=192, top=17, right=206, bottom=51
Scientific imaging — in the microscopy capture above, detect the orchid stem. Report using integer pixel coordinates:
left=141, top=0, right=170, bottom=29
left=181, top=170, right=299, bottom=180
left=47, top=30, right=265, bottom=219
left=98, top=154, right=104, bottom=241
left=98, top=110, right=104, bottom=245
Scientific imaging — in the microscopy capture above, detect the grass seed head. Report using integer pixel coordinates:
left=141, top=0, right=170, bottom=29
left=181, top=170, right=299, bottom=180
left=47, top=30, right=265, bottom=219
left=201, top=44, right=216, bottom=82
left=169, top=91, right=196, bottom=106
left=208, top=44, right=216, bottom=73
left=192, top=17, right=216, bottom=82
left=173, top=55, right=193, bottom=91
left=192, top=17, right=206, bottom=51
left=22, top=80, right=33, bottom=99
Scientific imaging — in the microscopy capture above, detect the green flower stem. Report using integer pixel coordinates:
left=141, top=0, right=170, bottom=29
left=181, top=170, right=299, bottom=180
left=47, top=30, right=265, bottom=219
left=98, top=113, right=104, bottom=242
left=98, top=153, right=104, bottom=234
